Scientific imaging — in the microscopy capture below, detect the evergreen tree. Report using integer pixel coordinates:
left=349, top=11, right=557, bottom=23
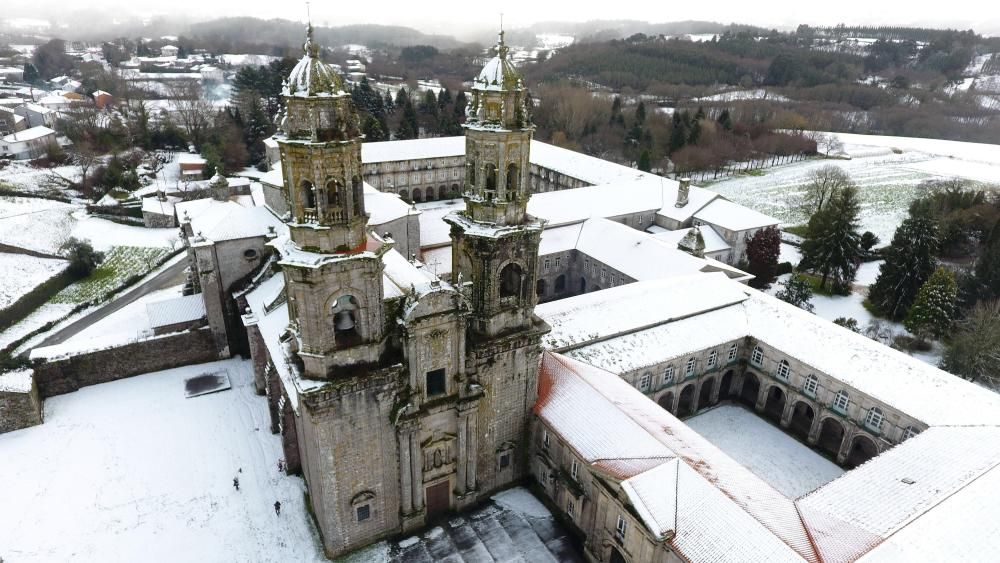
left=745, top=226, right=781, bottom=288
left=800, top=185, right=864, bottom=292
left=396, top=99, right=419, bottom=139
left=395, top=87, right=409, bottom=108
left=635, top=100, right=646, bottom=124
left=775, top=276, right=815, bottom=312
left=941, top=299, right=1000, bottom=385
left=419, top=90, right=438, bottom=116
left=904, top=267, right=957, bottom=342
left=868, top=216, right=939, bottom=320
left=454, top=90, right=467, bottom=118
left=362, top=114, right=387, bottom=141
left=637, top=150, right=652, bottom=172
left=668, top=111, right=688, bottom=154
left=694, top=106, right=706, bottom=121
left=438, top=87, right=452, bottom=109
left=717, top=108, right=733, bottom=131
left=384, top=91, right=395, bottom=113
left=976, top=220, right=1000, bottom=299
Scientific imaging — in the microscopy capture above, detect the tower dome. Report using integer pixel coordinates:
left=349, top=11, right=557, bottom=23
left=473, top=31, right=523, bottom=92
left=284, top=24, right=344, bottom=97
left=465, top=30, right=531, bottom=130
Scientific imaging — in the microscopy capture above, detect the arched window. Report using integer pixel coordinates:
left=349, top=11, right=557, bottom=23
left=728, top=343, right=739, bottom=362
left=412, top=188, right=423, bottom=202
left=485, top=164, right=497, bottom=193
left=803, top=374, right=819, bottom=396
left=864, top=407, right=884, bottom=432
left=351, top=176, right=363, bottom=216
left=833, top=390, right=850, bottom=413
left=554, top=274, right=566, bottom=293
left=467, top=165, right=476, bottom=189
left=300, top=180, right=315, bottom=209
left=751, top=345, right=763, bottom=366
left=707, top=349, right=718, bottom=368
left=332, top=295, right=360, bottom=345
left=499, top=263, right=522, bottom=298
left=901, top=425, right=919, bottom=441
left=685, top=357, right=697, bottom=377
left=326, top=180, right=341, bottom=207
left=639, top=373, right=651, bottom=391
left=663, top=366, right=675, bottom=385
left=536, top=278, right=547, bottom=297
left=506, top=163, right=518, bottom=198
left=776, top=359, right=790, bottom=381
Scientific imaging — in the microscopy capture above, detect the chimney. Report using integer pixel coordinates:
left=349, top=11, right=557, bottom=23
left=675, top=177, right=690, bottom=208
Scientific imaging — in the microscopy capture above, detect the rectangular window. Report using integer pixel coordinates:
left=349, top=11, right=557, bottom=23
left=426, top=368, right=446, bottom=397
left=357, top=504, right=370, bottom=522
left=616, top=515, right=627, bottom=540
left=571, top=459, right=579, bottom=480
left=499, top=451, right=511, bottom=469
left=555, top=257, right=561, bottom=267
left=610, top=274, right=616, bottom=285
left=639, top=374, right=651, bottom=391
left=544, top=259, right=551, bottom=270
left=600, top=268, right=606, bottom=281
left=566, top=499, right=576, bottom=519
left=728, top=343, right=738, bottom=362
left=707, top=350, right=718, bottom=368
left=543, top=429, right=550, bottom=449
left=803, top=375, right=818, bottom=396
left=751, top=346, right=764, bottom=366
left=686, top=357, right=696, bottom=377
left=663, top=366, right=675, bottom=385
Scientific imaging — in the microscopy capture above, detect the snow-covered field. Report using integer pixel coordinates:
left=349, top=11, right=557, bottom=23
left=0, top=359, right=327, bottom=563
left=686, top=405, right=844, bottom=498
left=0, top=303, right=75, bottom=351
left=0, top=161, right=82, bottom=193
left=0, top=196, right=76, bottom=254
left=0, top=253, right=67, bottom=309
left=707, top=132, right=1000, bottom=245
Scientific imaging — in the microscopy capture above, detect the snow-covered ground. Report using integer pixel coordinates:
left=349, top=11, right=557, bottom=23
left=0, top=253, right=67, bottom=309
left=70, top=210, right=179, bottom=252
left=694, top=88, right=790, bottom=103
left=0, top=196, right=76, bottom=254
left=0, top=359, right=327, bottom=563
left=0, top=161, right=82, bottom=193
left=0, top=302, right=74, bottom=351
left=686, top=405, right=844, bottom=498
left=707, top=131, right=1000, bottom=245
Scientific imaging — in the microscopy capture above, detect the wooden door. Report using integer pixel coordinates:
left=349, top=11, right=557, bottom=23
left=425, top=480, right=450, bottom=520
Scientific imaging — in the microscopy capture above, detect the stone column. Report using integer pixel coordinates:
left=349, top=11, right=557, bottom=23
left=466, top=413, right=478, bottom=492
left=456, top=413, right=469, bottom=496
left=780, top=400, right=795, bottom=428
left=411, top=433, right=424, bottom=510
left=710, top=379, right=722, bottom=404
left=399, top=431, right=413, bottom=514
left=807, top=415, right=823, bottom=445
left=836, top=432, right=853, bottom=465
left=755, top=384, right=767, bottom=413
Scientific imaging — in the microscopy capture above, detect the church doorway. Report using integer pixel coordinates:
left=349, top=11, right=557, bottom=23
left=846, top=434, right=878, bottom=468
left=677, top=384, right=696, bottom=417
left=763, top=386, right=786, bottom=423
left=789, top=401, right=814, bottom=441
left=425, top=480, right=451, bottom=521
left=739, top=372, right=760, bottom=408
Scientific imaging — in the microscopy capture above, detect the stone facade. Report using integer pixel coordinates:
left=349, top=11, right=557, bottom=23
left=363, top=155, right=464, bottom=203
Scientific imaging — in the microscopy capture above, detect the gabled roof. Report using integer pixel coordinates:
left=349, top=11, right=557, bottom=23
left=695, top=198, right=780, bottom=232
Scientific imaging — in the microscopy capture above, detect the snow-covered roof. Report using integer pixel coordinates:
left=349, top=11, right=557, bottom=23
left=146, top=294, right=207, bottom=328
left=177, top=198, right=283, bottom=243
left=574, top=218, right=712, bottom=281
left=364, top=184, right=412, bottom=226
left=362, top=136, right=464, bottom=163
left=177, top=153, right=206, bottom=165
left=694, top=198, right=779, bottom=232
left=2, top=125, right=55, bottom=143
left=528, top=140, right=659, bottom=186
left=653, top=225, right=730, bottom=254
left=141, top=195, right=180, bottom=216
left=536, top=352, right=816, bottom=561
left=0, top=368, right=33, bottom=393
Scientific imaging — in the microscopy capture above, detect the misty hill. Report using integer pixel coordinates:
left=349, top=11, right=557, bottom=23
left=187, top=18, right=473, bottom=51
left=523, top=20, right=770, bottom=42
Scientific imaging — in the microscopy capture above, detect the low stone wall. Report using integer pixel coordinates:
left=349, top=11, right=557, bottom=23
left=0, top=372, right=43, bottom=433
left=33, top=328, right=218, bottom=398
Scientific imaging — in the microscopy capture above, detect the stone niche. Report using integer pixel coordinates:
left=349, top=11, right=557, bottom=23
left=421, top=431, right=458, bottom=483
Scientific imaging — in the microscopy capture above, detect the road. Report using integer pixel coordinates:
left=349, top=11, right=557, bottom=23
left=34, top=255, right=188, bottom=349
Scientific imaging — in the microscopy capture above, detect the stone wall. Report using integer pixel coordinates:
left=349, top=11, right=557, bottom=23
left=32, top=328, right=218, bottom=398
left=0, top=372, right=43, bottom=433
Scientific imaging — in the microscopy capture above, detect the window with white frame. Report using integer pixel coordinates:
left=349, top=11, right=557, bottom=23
left=543, top=429, right=550, bottom=449
left=600, top=268, right=606, bottom=281
left=555, top=257, right=561, bottom=267
left=728, top=343, right=738, bottom=362
left=864, top=407, right=884, bottom=432
left=639, top=373, right=651, bottom=391
left=610, top=274, right=617, bottom=285
left=751, top=345, right=764, bottom=366
left=833, top=390, right=850, bottom=413
left=685, top=357, right=696, bottom=377
left=571, top=459, right=579, bottom=480
left=803, top=374, right=819, bottom=396
left=707, top=350, right=718, bottom=368
left=663, top=366, right=675, bottom=386
left=902, top=426, right=919, bottom=441
left=544, top=259, right=551, bottom=270
left=615, top=515, right=627, bottom=540
left=566, top=499, right=576, bottom=519
left=776, top=359, right=790, bottom=381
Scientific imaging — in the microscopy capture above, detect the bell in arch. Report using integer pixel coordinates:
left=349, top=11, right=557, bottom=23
left=334, top=310, right=356, bottom=331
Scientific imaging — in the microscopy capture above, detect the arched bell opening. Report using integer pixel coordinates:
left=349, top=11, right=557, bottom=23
left=499, top=263, right=523, bottom=299
left=332, top=295, right=361, bottom=347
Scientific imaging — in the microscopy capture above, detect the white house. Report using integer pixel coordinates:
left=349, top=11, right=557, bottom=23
left=0, top=126, right=57, bottom=159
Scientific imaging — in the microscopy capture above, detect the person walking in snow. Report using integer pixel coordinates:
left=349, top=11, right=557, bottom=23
left=274, top=500, right=281, bottom=516
left=233, top=477, right=240, bottom=491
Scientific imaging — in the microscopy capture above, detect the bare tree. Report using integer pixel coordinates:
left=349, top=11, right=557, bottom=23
left=798, top=164, right=854, bottom=217
left=167, top=79, right=214, bottom=147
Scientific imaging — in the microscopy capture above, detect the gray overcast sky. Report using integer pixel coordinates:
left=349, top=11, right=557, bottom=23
left=4, top=1, right=1000, bottom=37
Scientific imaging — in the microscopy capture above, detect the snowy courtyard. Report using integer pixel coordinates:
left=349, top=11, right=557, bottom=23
left=686, top=404, right=844, bottom=498
left=0, top=359, right=327, bottom=563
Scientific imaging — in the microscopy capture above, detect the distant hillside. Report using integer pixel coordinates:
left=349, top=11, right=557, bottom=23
left=524, top=20, right=770, bottom=43
left=187, top=18, right=472, bottom=51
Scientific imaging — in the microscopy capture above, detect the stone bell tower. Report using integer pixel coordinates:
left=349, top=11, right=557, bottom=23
left=444, top=29, right=548, bottom=496
left=275, top=25, right=389, bottom=378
